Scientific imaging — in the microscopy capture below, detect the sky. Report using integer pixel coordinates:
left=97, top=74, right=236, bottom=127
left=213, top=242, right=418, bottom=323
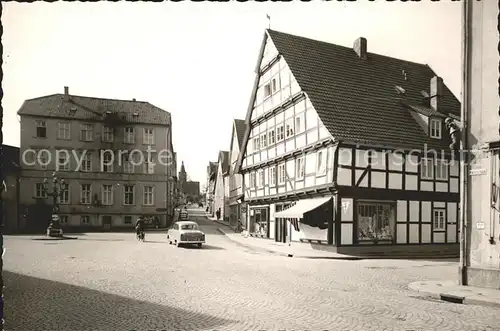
left=3, top=1, right=462, bottom=187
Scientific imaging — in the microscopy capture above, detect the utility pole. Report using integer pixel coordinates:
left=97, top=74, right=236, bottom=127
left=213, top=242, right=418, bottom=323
left=459, top=0, right=473, bottom=286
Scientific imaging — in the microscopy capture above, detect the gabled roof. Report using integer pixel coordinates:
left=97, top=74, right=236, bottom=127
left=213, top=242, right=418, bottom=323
left=17, top=90, right=171, bottom=126
left=234, top=119, right=246, bottom=150
left=218, top=151, right=230, bottom=175
left=265, top=29, right=460, bottom=151
left=228, top=119, right=247, bottom=168
left=236, top=30, right=461, bottom=172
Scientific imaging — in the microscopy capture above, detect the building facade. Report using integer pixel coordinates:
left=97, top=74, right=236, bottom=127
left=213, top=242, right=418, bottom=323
left=213, top=151, right=229, bottom=221
left=205, top=161, right=217, bottom=215
left=1, top=145, right=21, bottom=232
left=228, top=119, right=247, bottom=228
left=17, top=87, right=176, bottom=231
left=463, top=0, right=500, bottom=288
left=235, top=30, right=461, bottom=255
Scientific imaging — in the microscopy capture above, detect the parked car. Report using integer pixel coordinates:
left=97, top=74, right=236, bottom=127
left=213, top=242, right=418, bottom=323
left=167, top=221, right=205, bottom=248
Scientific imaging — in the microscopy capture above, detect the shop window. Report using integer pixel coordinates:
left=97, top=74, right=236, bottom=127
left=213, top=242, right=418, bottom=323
left=357, top=202, right=395, bottom=242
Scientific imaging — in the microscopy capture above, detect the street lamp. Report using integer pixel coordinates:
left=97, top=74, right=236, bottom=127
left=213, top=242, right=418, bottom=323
left=41, top=172, right=66, bottom=236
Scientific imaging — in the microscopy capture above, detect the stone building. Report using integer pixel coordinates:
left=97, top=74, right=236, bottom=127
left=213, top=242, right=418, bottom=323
left=17, top=86, right=177, bottom=231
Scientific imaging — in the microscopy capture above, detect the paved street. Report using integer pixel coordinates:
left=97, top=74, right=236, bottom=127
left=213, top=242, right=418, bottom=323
left=4, top=209, right=499, bottom=331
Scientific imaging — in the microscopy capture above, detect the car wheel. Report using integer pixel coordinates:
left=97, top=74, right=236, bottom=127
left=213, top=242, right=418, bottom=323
left=197, top=243, right=202, bottom=248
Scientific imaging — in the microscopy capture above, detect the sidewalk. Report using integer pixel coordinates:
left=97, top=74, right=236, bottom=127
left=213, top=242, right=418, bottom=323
left=206, top=214, right=237, bottom=231
left=216, top=227, right=362, bottom=260
left=409, top=280, right=500, bottom=309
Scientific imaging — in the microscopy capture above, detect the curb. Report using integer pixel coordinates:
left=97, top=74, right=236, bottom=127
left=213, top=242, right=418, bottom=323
left=216, top=228, right=283, bottom=255
left=216, top=227, right=363, bottom=260
left=32, top=236, right=78, bottom=241
left=408, top=281, right=500, bottom=309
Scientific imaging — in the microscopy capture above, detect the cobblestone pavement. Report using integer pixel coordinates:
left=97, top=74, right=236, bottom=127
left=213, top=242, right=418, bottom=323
left=4, top=214, right=500, bottom=331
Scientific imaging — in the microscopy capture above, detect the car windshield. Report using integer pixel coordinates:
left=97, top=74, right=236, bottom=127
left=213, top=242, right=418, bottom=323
left=181, top=224, right=198, bottom=230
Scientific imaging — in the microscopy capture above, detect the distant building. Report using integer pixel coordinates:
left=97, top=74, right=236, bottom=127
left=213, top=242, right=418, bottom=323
left=205, top=161, right=218, bottom=214
left=1, top=144, right=21, bottom=232
left=177, top=161, right=200, bottom=199
left=17, top=86, right=177, bottom=231
left=228, top=119, right=247, bottom=228
left=214, top=151, right=230, bottom=222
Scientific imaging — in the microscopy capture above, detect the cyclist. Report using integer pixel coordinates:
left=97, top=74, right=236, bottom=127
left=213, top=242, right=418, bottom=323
left=135, top=216, right=145, bottom=240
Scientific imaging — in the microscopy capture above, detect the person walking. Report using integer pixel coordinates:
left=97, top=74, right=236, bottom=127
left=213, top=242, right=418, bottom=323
left=215, top=208, right=221, bottom=221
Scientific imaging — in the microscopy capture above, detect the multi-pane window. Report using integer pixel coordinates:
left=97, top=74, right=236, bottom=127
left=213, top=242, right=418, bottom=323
left=260, top=133, right=267, bottom=149
left=58, top=183, right=70, bottom=204
left=258, top=170, right=264, bottom=187
left=102, top=126, right=114, bottom=142
left=143, top=128, right=155, bottom=145
left=102, top=184, right=113, bottom=206
left=80, top=184, right=92, bottom=204
left=124, top=127, right=135, bottom=144
left=317, top=151, right=327, bottom=175
left=124, top=185, right=135, bottom=205
left=124, top=216, right=132, bottom=224
left=39, top=151, right=49, bottom=170
left=253, top=136, right=260, bottom=151
left=122, top=153, right=134, bottom=173
left=80, top=124, right=93, bottom=141
left=57, top=122, right=70, bottom=140
left=81, top=215, right=90, bottom=225
left=285, top=118, right=294, bottom=138
left=295, top=113, right=305, bottom=134
left=144, top=153, right=155, bottom=174
left=143, top=186, right=154, bottom=205
left=421, top=158, right=434, bottom=180
left=35, top=183, right=47, bottom=198
left=269, top=167, right=276, bottom=186
left=81, top=153, right=92, bottom=172
left=276, top=125, right=285, bottom=142
left=249, top=172, right=257, bottom=188
left=429, top=119, right=442, bottom=139
left=263, top=76, right=280, bottom=99
left=433, top=209, right=445, bottom=230
left=296, top=157, right=305, bottom=179
left=58, top=152, right=70, bottom=171
left=36, top=120, right=47, bottom=138
left=101, top=152, right=113, bottom=172
left=278, top=164, right=286, bottom=184
left=435, top=160, right=448, bottom=180
left=268, top=130, right=276, bottom=145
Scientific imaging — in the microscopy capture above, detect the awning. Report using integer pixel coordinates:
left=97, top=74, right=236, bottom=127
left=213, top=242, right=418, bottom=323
left=274, top=196, right=332, bottom=219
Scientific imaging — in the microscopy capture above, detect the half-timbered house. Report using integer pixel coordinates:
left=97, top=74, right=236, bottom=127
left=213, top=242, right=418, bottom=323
left=213, top=151, right=230, bottom=222
left=235, top=30, right=461, bottom=255
left=228, top=119, right=248, bottom=228
left=205, top=161, right=218, bottom=215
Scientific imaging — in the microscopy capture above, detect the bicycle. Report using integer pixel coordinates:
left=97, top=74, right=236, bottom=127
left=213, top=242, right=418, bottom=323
left=136, top=231, right=145, bottom=242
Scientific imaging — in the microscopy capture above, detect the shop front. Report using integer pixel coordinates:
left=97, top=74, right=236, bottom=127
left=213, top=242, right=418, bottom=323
left=274, top=196, right=334, bottom=244
left=355, top=201, right=395, bottom=244
left=248, top=205, right=270, bottom=238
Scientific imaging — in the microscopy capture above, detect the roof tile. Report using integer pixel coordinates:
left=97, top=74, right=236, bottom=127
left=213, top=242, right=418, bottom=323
left=267, top=30, right=461, bottom=151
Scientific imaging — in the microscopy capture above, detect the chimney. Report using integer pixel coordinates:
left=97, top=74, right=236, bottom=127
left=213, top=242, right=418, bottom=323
left=430, top=76, right=443, bottom=110
left=353, top=37, right=367, bottom=59
left=64, top=86, right=69, bottom=100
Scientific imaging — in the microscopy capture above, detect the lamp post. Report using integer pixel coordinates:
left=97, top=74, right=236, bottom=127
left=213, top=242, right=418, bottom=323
left=41, top=172, right=66, bottom=236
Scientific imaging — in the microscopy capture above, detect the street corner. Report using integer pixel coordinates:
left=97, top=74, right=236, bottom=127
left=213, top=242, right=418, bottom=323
left=408, top=280, right=500, bottom=309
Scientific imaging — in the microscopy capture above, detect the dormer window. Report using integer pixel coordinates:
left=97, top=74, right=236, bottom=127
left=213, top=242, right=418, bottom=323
left=429, top=118, right=442, bottom=139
